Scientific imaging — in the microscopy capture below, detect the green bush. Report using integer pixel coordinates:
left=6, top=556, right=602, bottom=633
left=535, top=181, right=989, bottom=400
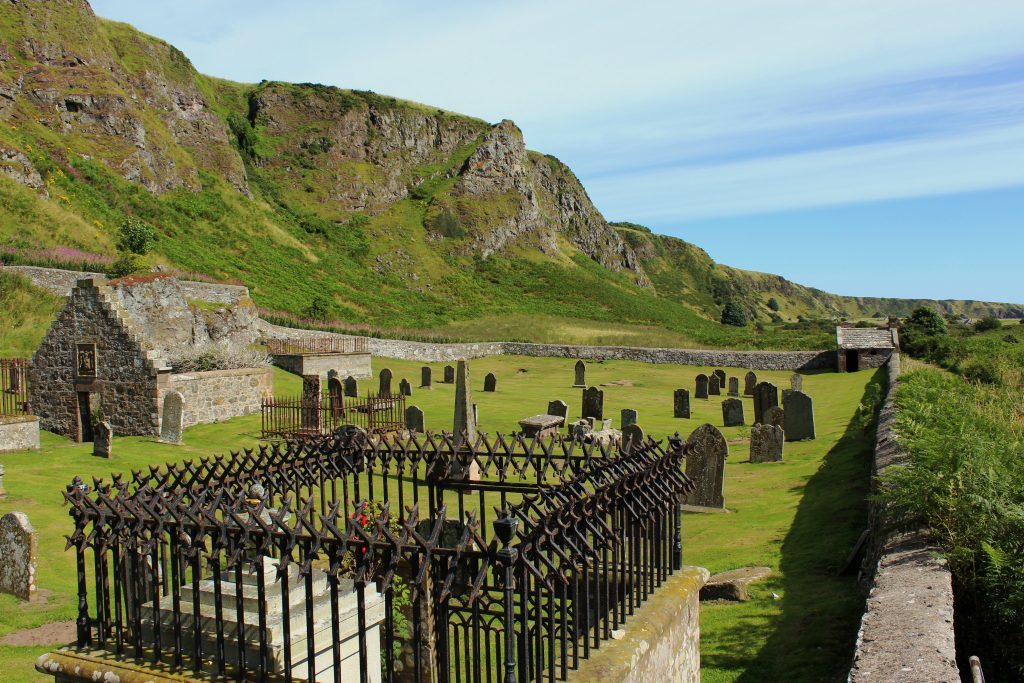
left=428, top=209, right=465, bottom=238
left=767, top=297, right=780, bottom=311
left=117, top=217, right=156, bottom=254
left=906, top=307, right=947, bottom=335
left=720, top=301, right=747, bottom=327
left=107, top=253, right=139, bottom=279
left=304, top=295, right=332, bottom=321
left=974, top=316, right=1002, bottom=332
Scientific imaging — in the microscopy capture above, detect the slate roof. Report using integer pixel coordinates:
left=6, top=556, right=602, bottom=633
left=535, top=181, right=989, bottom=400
left=836, top=327, right=896, bottom=350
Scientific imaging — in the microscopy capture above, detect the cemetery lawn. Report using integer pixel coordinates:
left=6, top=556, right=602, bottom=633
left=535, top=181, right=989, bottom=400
left=0, top=360, right=879, bottom=682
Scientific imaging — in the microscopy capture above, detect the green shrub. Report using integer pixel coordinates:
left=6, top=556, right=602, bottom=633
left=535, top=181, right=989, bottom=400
left=107, top=253, right=139, bottom=279
left=720, top=301, right=747, bottom=327
left=428, top=209, right=465, bottom=238
left=906, top=307, right=947, bottom=335
left=117, top=217, right=156, bottom=254
left=767, top=297, right=780, bottom=311
left=304, top=295, right=332, bottom=321
left=974, top=316, right=1002, bottom=332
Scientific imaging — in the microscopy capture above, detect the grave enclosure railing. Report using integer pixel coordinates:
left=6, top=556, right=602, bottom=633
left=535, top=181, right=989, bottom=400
left=267, top=337, right=369, bottom=355
left=64, top=430, right=693, bottom=683
left=0, top=358, right=30, bottom=417
left=261, top=392, right=406, bottom=440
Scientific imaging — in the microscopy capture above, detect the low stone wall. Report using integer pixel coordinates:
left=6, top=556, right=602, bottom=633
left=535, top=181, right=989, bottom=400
left=257, top=320, right=836, bottom=370
left=0, top=416, right=40, bottom=452
left=568, top=566, right=707, bottom=682
left=163, top=367, right=272, bottom=429
left=847, top=353, right=960, bottom=681
left=272, top=352, right=373, bottom=380
left=3, top=265, right=250, bottom=304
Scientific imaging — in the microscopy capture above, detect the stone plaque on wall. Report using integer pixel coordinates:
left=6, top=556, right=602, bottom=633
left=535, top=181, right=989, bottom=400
left=76, top=342, right=97, bottom=377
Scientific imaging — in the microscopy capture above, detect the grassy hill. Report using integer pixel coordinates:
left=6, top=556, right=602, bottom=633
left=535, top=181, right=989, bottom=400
left=0, top=0, right=1019, bottom=357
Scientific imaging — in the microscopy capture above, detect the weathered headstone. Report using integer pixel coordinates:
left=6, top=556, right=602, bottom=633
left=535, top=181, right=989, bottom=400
left=621, top=423, right=645, bottom=452
left=744, top=371, right=757, bottom=396
left=0, top=463, right=5, bottom=499
left=327, top=378, right=344, bottom=417
left=453, top=360, right=476, bottom=447
left=581, top=386, right=604, bottom=421
left=621, top=408, right=638, bottom=429
left=405, top=405, right=425, bottom=433
left=547, top=400, right=568, bottom=420
left=93, top=421, right=112, bottom=458
left=160, top=390, right=184, bottom=444
left=327, top=369, right=339, bottom=381
left=764, top=406, right=786, bottom=430
left=695, top=374, right=709, bottom=400
left=728, top=377, right=739, bottom=397
left=302, top=374, right=322, bottom=433
left=343, top=375, right=358, bottom=398
left=674, top=389, right=691, bottom=418
left=709, top=375, right=721, bottom=396
left=684, top=424, right=729, bottom=509
left=399, top=378, right=412, bottom=396
left=782, top=390, right=816, bottom=441
left=722, top=398, right=744, bottom=427
left=444, top=365, right=455, bottom=384
left=421, top=366, right=432, bottom=388
left=0, top=512, right=37, bottom=600
left=379, top=368, right=393, bottom=396
left=303, top=374, right=321, bottom=400
left=782, top=388, right=793, bottom=403
left=573, top=360, right=586, bottom=387
left=790, top=374, right=803, bottom=392
left=750, top=423, right=784, bottom=463
left=753, top=382, right=779, bottom=424
left=714, top=369, right=727, bottom=388
left=483, top=373, right=496, bottom=392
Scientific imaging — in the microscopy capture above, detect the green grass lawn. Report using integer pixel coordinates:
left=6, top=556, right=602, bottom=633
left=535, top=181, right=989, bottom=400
left=0, top=358, right=877, bottom=682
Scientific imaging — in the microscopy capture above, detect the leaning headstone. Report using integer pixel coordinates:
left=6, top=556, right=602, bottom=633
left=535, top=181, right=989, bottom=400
left=782, top=391, right=816, bottom=441
left=728, top=377, right=739, bottom=397
left=399, top=379, right=412, bottom=397
left=621, top=408, right=638, bottom=429
left=753, top=382, right=779, bottom=424
left=443, top=365, right=455, bottom=384
left=343, top=375, right=358, bottom=398
left=673, top=389, right=691, bottom=418
left=405, top=405, right=425, bottom=433
left=93, top=421, right=112, bottom=458
left=483, top=373, right=497, bottom=392
left=744, top=371, right=757, bottom=396
left=684, top=424, right=729, bottom=509
left=0, top=512, right=37, bottom=600
left=160, top=390, right=185, bottom=444
left=621, top=423, right=645, bottom=452
left=709, top=375, right=721, bottom=396
left=0, top=464, right=6, bottom=499
left=790, top=374, right=803, bottom=392
left=421, top=366, right=432, bottom=388
left=573, top=360, right=586, bottom=387
left=750, top=423, right=784, bottom=463
left=581, top=386, right=604, bottom=421
left=379, top=368, right=393, bottom=396
left=722, top=398, right=744, bottom=427
left=547, top=400, right=568, bottom=420
left=764, top=406, right=786, bottom=430
left=714, top=369, right=727, bottom=388
left=695, top=374, right=709, bottom=400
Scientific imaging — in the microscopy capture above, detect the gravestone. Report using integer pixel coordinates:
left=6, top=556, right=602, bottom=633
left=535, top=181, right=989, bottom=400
left=343, top=375, right=358, bottom=398
left=790, top=374, right=803, bottom=392
left=303, top=374, right=321, bottom=400
left=327, top=378, right=344, bottom=418
left=379, top=368, right=393, bottom=396
left=782, top=388, right=793, bottom=403
left=621, top=408, right=638, bottom=429
left=483, top=373, right=497, bottom=392
left=744, top=371, right=757, bottom=396
left=444, top=365, right=456, bottom=384
left=453, top=361, right=477, bottom=448
left=302, top=375, right=322, bottom=433
left=783, top=390, right=816, bottom=441
left=764, top=406, right=786, bottom=430
left=93, top=421, right=112, bottom=458
left=327, top=369, right=339, bottom=381
left=405, top=405, right=425, bottom=433
left=421, top=366, right=432, bottom=388
left=0, top=463, right=5, bottom=499
left=749, top=423, right=784, bottom=463
left=728, top=377, right=739, bottom=397
left=709, top=375, right=721, bottom=396
left=573, top=360, right=586, bottom=387
left=160, top=391, right=184, bottom=444
left=674, top=389, right=691, bottom=418
left=0, top=512, right=37, bottom=600
left=581, top=386, right=604, bottom=421
left=714, top=369, right=727, bottom=388
left=399, top=379, right=412, bottom=397
left=695, top=374, right=709, bottom=400
left=753, top=382, right=779, bottom=424
left=684, top=424, right=728, bottom=509
left=722, top=398, right=744, bottom=427
left=622, top=423, right=645, bottom=452
left=547, top=400, right=569, bottom=421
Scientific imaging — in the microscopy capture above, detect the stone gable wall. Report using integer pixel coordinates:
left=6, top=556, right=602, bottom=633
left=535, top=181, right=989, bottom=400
left=164, top=367, right=272, bottom=429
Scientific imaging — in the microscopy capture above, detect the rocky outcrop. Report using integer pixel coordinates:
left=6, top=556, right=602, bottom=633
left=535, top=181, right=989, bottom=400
left=0, top=145, right=47, bottom=196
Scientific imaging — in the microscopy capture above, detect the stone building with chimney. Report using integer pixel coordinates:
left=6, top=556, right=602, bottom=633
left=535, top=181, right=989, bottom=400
left=835, top=325, right=899, bottom=372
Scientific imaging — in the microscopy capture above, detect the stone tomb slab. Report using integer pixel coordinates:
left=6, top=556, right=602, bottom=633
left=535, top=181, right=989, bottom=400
left=0, top=512, right=38, bottom=601
left=518, top=414, right=564, bottom=439
left=700, top=566, right=772, bottom=602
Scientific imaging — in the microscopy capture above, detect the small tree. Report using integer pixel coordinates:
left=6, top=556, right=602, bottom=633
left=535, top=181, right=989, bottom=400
left=304, top=295, right=331, bottom=321
left=721, top=301, right=747, bottom=327
left=974, top=316, right=1002, bottom=332
left=117, top=217, right=156, bottom=255
left=108, top=253, right=138, bottom=279
left=767, top=297, right=780, bottom=312
left=906, top=307, right=947, bottom=336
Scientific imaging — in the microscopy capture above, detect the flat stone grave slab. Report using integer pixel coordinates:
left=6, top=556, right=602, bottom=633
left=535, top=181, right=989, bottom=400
left=700, top=566, right=772, bottom=602
left=518, top=414, right=564, bottom=439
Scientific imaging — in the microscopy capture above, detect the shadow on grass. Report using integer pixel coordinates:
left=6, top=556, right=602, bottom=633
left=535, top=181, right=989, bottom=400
left=702, top=367, right=886, bottom=682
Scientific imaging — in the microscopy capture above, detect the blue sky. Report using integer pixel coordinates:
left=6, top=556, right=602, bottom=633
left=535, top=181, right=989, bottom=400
left=91, top=0, right=1024, bottom=302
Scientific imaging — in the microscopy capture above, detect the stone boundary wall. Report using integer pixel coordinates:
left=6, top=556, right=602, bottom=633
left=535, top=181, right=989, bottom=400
left=163, top=367, right=272, bottom=429
left=847, top=353, right=960, bottom=681
left=257, top=320, right=836, bottom=370
left=3, top=265, right=249, bottom=303
left=0, top=416, right=40, bottom=452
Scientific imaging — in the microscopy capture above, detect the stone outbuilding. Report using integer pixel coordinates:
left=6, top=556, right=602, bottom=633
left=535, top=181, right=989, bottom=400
left=836, top=326, right=899, bottom=372
left=29, top=276, right=272, bottom=441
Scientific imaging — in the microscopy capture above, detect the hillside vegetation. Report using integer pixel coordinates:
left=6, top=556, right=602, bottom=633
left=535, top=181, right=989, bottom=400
left=0, top=0, right=1019, bottom=356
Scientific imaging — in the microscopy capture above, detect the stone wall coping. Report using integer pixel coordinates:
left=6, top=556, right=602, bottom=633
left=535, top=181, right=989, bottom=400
left=0, top=415, right=38, bottom=426
left=168, top=366, right=273, bottom=382
left=37, top=648, right=205, bottom=683
left=270, top=351, right=373, bottom=359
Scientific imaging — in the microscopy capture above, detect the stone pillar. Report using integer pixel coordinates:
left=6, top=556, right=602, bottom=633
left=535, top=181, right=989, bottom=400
left=452, top=360, right=479, bottom=480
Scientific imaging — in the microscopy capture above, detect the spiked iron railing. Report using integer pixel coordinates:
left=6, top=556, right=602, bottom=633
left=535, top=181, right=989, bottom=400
left=64, top=430, right=692, bottom=683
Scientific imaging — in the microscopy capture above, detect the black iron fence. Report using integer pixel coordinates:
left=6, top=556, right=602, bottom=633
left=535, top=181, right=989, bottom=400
left=261, top=392, right=406, bottom=440
left=1, top=358, right=30, bottom=417
left=64, top=430, right=692, bottom=682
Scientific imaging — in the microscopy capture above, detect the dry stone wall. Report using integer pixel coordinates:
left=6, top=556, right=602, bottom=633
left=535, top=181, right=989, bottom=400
left=3, top=265, right=250, bottom=304
left=164, top=367, right=272, bottom=429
